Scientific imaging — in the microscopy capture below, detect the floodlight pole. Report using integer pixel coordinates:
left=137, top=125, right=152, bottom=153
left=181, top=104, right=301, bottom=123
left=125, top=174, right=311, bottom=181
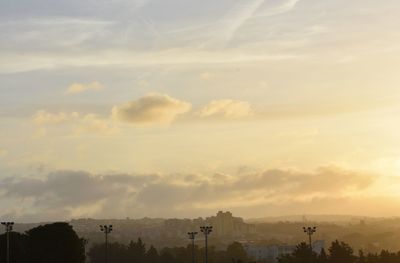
left=188, top=232, right=198, bottom=263
left=1, top=222, right=14, bottom=263
left=303, top=226, right=317, bottom=250
left=100, top=225, right=113, bottom=263
left=200, top=226, right=213, bottom=263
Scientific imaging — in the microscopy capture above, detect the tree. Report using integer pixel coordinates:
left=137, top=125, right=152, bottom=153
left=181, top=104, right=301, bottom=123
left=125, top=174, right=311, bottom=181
left=328, top=240, right=356, bottom=263
left=127, top=238, right=146, bottom=261
left=226, top=242, right=248, bottom=263
left=0, top=232, right=28, bottom=263
left=88, top=242, right=128, bottom=263
left=278, top=242, right=318, bottom=263
left=378, top=250, right=398, bottom=263
left=160, top=250, right=175, bottom=263
left=26, top=222, right=85, bottom=263
left=357, top=250, right=366, bottom=263
left=318, top=248, right=328, bottom=263
left=146, top=245, right=159, bottom=263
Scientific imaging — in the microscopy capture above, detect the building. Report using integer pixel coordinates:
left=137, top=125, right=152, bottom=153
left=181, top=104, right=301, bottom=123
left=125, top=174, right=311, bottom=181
left=244, top=240, right=325, bottom=263
left=206, top=211, right=256, bottom=238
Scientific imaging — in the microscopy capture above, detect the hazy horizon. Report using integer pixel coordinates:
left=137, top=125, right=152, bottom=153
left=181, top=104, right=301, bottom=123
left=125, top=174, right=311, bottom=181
left=1, top=0, right=400, bottom=222
left=8, top=212, right=394, bottom=225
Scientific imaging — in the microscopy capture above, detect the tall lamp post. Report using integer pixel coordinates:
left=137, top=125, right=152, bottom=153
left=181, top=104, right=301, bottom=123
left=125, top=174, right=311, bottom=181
left=188, top=232, right=198, bottom=263
left=303, top=226, right=316, bottom=250
left=1, top=222, right=14, bottom=263
left=82, top=238, right=89, bottom=262
left=200, top=226, right=212, bottom=263
left=99, top=225, right=113, bottom=263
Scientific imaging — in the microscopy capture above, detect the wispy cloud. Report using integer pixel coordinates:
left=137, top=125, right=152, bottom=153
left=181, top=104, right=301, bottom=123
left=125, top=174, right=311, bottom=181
left=33, top=110, right=80, bottom=125
left=65, top=81, right=103, bottom=95
left=197, top=99, right=253, bottom=119
left=251, top=0, right=301, bottom=18
left=201, top=0, right=302, bottom=47
left=205, top=0, right=265, bottom=46
left=0, top=49, right=300, bottom=74
left=32, top=110, right=119, bottom=136
left=0, top=149, right=7, bottom=158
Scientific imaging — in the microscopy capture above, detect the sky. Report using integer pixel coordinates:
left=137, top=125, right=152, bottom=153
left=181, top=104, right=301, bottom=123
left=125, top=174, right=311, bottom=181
left=1, top=0, right=400, bottom=222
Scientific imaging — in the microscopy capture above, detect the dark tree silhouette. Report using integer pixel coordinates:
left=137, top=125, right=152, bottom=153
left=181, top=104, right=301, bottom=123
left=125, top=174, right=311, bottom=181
left=26, top=222, right=85, bottom=263
left=0, top=232, right=28, bottom=263
left=88, top=242, right=128, bottom=263
left=146, top=245, right=159, bottom=263
left=378, top=250, right=398, bottom=263
left=319, top=248, right=328, bottom=263
left=83, top=238, right=400, bottom=263
left=357, top=250, right=366, bottom=263
left=276, top=240, right=400, bottom=263
left=328, top=240, right=356, bottom=263
left=160, top=250, right=175, bottom=263
left=278, top=242, right=318, bottom=263
left=127, top=238, right=146, bottom=262
left=226, top=241, right=248, bottom=263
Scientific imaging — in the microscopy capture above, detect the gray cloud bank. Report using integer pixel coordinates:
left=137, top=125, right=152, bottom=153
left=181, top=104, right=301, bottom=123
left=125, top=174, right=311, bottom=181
left=0, top=167, right=384, bottom=222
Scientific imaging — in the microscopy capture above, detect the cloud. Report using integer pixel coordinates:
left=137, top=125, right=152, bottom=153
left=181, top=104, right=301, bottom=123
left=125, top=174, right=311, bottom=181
left=65, top=81, right=103, bottom=95
left=112, top=93, right=192, bottom=125
left=0, top=167, right=378, bottom=221
left=0, top=48, right=299, bottom=74
left=73, top=114, right=120, bottom=135
left=197, top=0, right=299, bottom=47
left=257, top=0, right=301, bottom=17
left=33, top=110, right=80, bottom=125
left=200, top=72, right=213, bottom=80
left=32, top=110, right=118, bottom=135
left=0, top=171, right=157, bottom=220
left=197, top=99, right=253, bottom=119
left=218, top=0, right=265, bottom=44
left=32, top=96, right=253, bottom=136
left=0, top=149, right=7, bottom=158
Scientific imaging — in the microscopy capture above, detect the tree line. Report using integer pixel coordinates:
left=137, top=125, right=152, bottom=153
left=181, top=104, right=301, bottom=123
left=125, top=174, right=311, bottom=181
left=278, top=241, right=400, bottom=263
left=88, top=239, right=400, bottom=263
left=0, top=222, right=85, bottom=263
left=88, top=238, right=250, bottom=263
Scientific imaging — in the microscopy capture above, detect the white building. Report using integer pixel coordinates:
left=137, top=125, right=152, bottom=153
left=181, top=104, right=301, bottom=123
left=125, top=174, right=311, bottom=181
left=244, top=240, right=325, bottom=263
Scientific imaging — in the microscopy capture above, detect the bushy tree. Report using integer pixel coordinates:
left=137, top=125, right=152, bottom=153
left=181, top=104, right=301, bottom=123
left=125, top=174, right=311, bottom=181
left=26, top=222, right=85, bottom=263
left=278, top=242, right=318, bottom=263
left=328, top=240, right=356, bottom=263
left=318, top=248, right=328, bottom=263
left=88, top=242, right=127, bottom=263
left=127, top=238, right=147, bottom=262
left=357, top=250, right=366, bottom=263
left=227, top=241, right=248, bottom=263
left=146, top=245, right=159, bottom=263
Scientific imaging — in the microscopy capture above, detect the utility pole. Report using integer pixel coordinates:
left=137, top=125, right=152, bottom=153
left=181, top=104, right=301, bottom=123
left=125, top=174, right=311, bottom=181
left=303, top=226, right=317, bottom=250
left=188, top=232, right=198, bottom=263
left=82, top=238, right=89, bottom=262
left=200, top=226, right=212, bottom=263
left=99, top=225, right=113, bottom=263
left=1, top=222, right=14, bottom=263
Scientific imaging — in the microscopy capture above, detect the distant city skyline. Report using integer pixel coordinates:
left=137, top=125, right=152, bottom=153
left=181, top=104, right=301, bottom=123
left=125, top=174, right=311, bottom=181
left=1, top=0, right=400, bottom=221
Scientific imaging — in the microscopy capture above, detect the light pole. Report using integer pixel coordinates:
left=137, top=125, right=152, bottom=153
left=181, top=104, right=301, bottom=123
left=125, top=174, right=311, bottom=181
left=99, top=225, right=113, bottom=263
left=82, top=238, right=89, bottom=262
left=200, top=226, right=212, bottom=263
left=1, top=222, right=14, bottom=263
left=303, top=226, right=316, bottom=250
left=188, top=232, right=198, bottom=263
